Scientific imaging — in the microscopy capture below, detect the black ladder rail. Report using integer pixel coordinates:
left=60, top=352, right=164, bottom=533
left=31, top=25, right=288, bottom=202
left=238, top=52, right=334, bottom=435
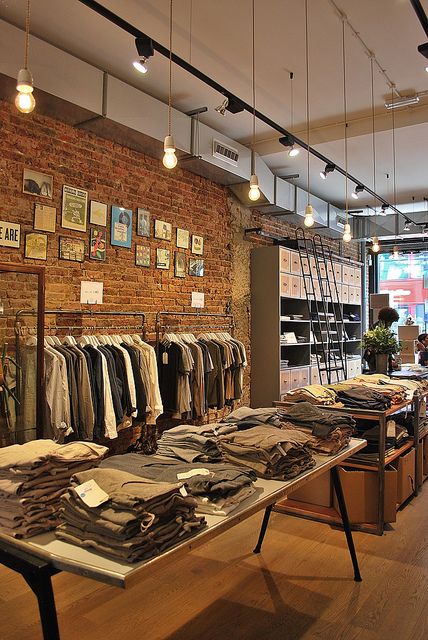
left=295, top=229, right=328, bottom=385
left=325, top=245, right=348, bottom=380
left=312, top=234, right=347, bottom=383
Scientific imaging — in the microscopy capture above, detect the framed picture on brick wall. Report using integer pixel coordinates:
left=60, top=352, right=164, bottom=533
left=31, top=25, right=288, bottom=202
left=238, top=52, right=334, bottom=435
left=154, top=219, right=172, bottom=241
left=89, top=201, right=107, bottom=226
left=89, top=228, right=106, bottom=261
left=156, top=248, right=170, bottom=270
left=25, top=232, right=47, bottom=261
left=174, top=251, right=186, bottom=278
left=137, top=208, right=150, bottom=237
left=23, top=168, right=53, bottom=199
left=136, top=245, right=150, bottom=267
left=61, top=185, right=88, bottom=232
left=191, top=234, right=204, bottom=255
left=59, top=236, right=85, bottom=262
left=111, top=206, right=132, bottom=248
left=34, top=204, right=56, bottom=233
left=176, top=228, right=189, bottom=249
left=189, top=258, right=204, bottom=277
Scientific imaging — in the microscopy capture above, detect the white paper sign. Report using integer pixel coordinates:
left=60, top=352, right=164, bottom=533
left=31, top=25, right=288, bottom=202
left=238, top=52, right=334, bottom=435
left=0, top=221, right=20, bottom=248
left=191, top=291, right=205, bottom=308
left=80, top=281, right=103, bottom=305
left=74, top=479, right=109, bottom=507
left=177, top=468, right=211, bottom=480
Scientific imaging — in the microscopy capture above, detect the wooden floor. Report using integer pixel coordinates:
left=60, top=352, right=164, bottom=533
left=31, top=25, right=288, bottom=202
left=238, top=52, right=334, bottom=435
left=2, top=489, right=428, bottom=640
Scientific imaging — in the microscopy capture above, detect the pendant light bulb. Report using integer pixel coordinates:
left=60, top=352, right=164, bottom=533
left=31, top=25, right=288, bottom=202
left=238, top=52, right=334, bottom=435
left=304, top=204, right=314, bottom=227
left=248, top=174, right=261, bottom=202
left=342, top=223, right=352, bottom=243
left=15, top=68, right=35, bottom=114
left=372, top=236, right=380, bottom=253
left=162, top=134, right=177, bottom=169
left=392, top=245, right=399, bottom=259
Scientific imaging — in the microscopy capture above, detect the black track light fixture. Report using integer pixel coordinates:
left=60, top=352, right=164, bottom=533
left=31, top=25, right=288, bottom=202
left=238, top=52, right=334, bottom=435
left=320, top=163, right=335, bottom=180
left=351, top=184, right=364, bottom=200
left=133, top=36, right=154, bottom=74
left=380, top=203, right=389, bottom=216
left=279, top=134, right=300, bottom=157
left=403, top=220, right=412, bottom=231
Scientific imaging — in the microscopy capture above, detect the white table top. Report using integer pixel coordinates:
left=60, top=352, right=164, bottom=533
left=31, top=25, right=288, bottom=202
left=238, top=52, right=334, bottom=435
left=0, top=438, right=366, bottom=588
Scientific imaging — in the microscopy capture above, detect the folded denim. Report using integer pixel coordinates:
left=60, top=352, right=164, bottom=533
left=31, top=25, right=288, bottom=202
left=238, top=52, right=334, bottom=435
left=156, top=425, right=221, bottom=463
left=334, top=386, right=391, bottom=410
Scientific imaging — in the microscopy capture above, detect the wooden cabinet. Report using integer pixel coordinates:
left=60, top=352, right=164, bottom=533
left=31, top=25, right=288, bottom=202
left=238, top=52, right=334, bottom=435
left=334, top=262, right=342, bottom=283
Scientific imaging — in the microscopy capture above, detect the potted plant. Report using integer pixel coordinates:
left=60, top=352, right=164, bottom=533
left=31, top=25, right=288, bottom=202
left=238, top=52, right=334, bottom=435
left=362, top=324, right=401, bottom=374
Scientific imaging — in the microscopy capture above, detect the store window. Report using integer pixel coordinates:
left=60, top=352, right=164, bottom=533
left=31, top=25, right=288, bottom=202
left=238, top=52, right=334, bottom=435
left=378, top=250, right=428, bottom=332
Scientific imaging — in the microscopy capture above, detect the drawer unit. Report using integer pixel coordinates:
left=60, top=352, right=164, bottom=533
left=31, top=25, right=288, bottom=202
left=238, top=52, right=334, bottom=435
left=311, top=366, right=320, bottom=385
left=354, top=286, right=361, bottom=304
left=298, top=367, right=310, bottom=387
left=291, top=275, right=301, bottom=298
left=279, top=248, right=291, bottom=273
left=348, top=286, right=356, bottom=304
left=280, top=274, right=292, bottom=297
left=341, top=285, right=349, bottom=304
left=280, top=370, right=291, bottom=396
left=348, top=267, right=356, bottom=286
left=334, top=262, right=342, bottom=283
left=354, top=268, right=361, bottom=287
left=289, top=368, right=302, bottom=390
left=290, top=251, right=301, bottom=274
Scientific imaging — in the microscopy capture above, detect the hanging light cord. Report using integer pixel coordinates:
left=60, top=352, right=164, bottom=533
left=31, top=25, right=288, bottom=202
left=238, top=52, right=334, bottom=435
left=391, top=85, right=397, bottom=208
left=24, top=0, right=31, bottom=69
left=290, top=71, right=294, bottom=131
left=342, top=19, right=348, bottom=225
left=370, top=55, right=377, bottom=234
left=305, top=0, right=310, bottom=204
left=168, top=0, right=173, bottom=137
left=251, top=0, right=256, bottom=172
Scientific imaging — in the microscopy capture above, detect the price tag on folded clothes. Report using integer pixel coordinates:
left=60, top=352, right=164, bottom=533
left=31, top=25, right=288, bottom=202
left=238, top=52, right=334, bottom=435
left=176, top=468, right=211, bottom=480
left=74, top=479, right=110, bottom=507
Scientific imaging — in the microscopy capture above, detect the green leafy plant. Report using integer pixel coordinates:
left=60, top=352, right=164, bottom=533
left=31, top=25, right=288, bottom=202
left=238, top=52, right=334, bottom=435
left=362, top=324, right=401, bottom=355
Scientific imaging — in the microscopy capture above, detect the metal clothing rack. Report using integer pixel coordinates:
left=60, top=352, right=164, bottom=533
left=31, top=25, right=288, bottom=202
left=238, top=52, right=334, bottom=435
left=155, top=310, right=235, bottom=350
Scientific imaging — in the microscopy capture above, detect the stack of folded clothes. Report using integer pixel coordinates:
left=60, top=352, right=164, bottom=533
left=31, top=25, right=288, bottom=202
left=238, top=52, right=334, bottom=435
left=330, top=385, right=391, bottom=410
left=101, top=454, right=257, bottom=516
left=220, top=406, right=282, bottom=429
left=349, top=420, right=409, bottom=465
left=56, top=467, right=206, bottom=562
left=277, top=402, right=355, bottom=455
left=217, top=426, right=315, bottom=480
left=349, top=375, right=407, bottom=404
left=0, top=440, right=108, bottom=538
left=156, top=425, right=221, bottom=462
left=282, top=384, right=337, bottom=406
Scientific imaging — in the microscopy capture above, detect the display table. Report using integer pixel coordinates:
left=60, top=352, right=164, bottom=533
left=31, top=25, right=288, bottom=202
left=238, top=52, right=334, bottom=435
left=0, top=438, right=366, bottom=640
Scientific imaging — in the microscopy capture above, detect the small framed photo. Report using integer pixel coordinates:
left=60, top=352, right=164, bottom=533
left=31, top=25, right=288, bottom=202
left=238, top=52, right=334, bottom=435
left=176, top=228, right=189, bottom=249
left=23, top=168, right=53, bottom=199
left=189, top=258, right=204, bottom=277
left=59, top=236, right=85, bottom=262
left=156, top=248, right=170, bottom=270
left=34, top=204, right=56, bottom=233
left=111, top=206, right=132, bottom=248
left=25, top=232, right=47, bottom=261
left=174, top=252, right=186, bottom=278
left=137, top=208, right=150, bottom=237
left=62, top=185, right=88, bottom=232
left=89, top=228, right=107, bottom=261
left=89, top=201, right=107, bottom=226
left=136, top=245, right=150, bottom=267
left=154, top=219, right=172, bottom=241
left=191, top=234, right=204, bottom=255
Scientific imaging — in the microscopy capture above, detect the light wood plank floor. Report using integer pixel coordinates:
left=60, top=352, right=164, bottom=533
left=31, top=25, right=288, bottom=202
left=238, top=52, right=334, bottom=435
left=1, top=488, right=428, bottom=640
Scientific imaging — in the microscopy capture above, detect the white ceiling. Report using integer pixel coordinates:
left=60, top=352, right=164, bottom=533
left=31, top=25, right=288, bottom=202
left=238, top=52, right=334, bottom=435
left=1, top=0, right=428, bottom=209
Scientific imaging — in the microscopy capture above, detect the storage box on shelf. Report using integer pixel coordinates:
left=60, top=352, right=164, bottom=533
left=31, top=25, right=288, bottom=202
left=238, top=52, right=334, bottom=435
left=398, top=325, right=420, bottom=365
left=251, top=245, right=363, bottom=407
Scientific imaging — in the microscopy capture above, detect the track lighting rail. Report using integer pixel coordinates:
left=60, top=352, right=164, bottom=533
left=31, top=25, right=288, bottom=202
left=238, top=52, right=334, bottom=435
left=77, top=0, right=407, bottom=221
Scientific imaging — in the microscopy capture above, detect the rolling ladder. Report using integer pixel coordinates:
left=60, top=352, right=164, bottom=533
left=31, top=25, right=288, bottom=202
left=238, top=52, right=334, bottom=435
left=295, top=229, right=347, bottom=384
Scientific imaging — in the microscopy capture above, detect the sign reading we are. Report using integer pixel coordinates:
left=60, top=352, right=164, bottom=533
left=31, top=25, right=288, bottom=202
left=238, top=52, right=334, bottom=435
left=0, top=221, right=20, bottom=248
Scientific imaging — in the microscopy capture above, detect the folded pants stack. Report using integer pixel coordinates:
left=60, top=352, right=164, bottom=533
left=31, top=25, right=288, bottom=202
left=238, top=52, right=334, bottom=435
left=277, top=402, right=355, bottom=455
left=100, top=454, right=257, bottom=516
left=156, top=424, right=221, bottom=462
left=218, top=425, right=315, bottom=480
left=0, top=440, right=108, bottom=538
left=56, top=467, right=206, bottom=562
left=334, top=386, right=391, bottom=410
left=282, top=385, right=337, bottom=406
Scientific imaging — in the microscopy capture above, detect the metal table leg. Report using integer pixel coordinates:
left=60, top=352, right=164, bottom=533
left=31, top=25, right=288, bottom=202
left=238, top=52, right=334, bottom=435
left=0, top=540, right=61, bottom=640
left=253, top=504, right=274, bottom=553
left=331, top=466, right=362, bottom=582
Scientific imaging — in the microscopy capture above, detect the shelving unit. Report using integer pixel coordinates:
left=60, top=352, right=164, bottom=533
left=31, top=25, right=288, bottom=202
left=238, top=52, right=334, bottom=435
left=274, top=390, right=428, bottom=535
left=251, top=244, right=363, bottom=407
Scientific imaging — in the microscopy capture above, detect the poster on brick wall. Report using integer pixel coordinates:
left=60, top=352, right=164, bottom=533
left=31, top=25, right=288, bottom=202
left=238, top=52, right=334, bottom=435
left=61, top=185, right=88, bottom=232
left=0, top=221, right=20, bottom=248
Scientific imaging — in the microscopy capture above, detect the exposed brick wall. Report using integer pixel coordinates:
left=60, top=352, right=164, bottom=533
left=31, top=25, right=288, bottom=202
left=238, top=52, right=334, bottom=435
left=0, top=99, right=362, bottom=446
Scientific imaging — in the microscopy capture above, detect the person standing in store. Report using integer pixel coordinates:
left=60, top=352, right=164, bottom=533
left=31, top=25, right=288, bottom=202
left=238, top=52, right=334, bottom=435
left=417, top=333, right=428, bottom=366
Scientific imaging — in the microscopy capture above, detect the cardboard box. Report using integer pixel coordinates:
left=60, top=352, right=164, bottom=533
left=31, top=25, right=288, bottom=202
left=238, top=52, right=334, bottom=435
left=400, top=340, right=417, bottom=355
left=393, top=448, right=415, bottom=505
left=423, top=437, right=428, bottom=476
left=370, top=293, right=390, bottom=309
left=401, top=354, right=417, bottom=364
left=333, top=466, right=397, bottom=523
left=417, top=442, right=426, bottom=487
left=398, top=325, right=420, bottom=340
left=289, top=470, right=332, bottom=508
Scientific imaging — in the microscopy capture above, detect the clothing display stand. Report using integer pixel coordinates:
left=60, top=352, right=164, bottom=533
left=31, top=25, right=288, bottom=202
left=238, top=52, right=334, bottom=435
left=0, top=438, right=366, bottom=640
left=275, top=389, right=427, bottom=535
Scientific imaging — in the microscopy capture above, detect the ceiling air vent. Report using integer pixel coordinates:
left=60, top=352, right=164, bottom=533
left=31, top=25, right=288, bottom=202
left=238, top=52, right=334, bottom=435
left=212, top=139, right=239, bottom=166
